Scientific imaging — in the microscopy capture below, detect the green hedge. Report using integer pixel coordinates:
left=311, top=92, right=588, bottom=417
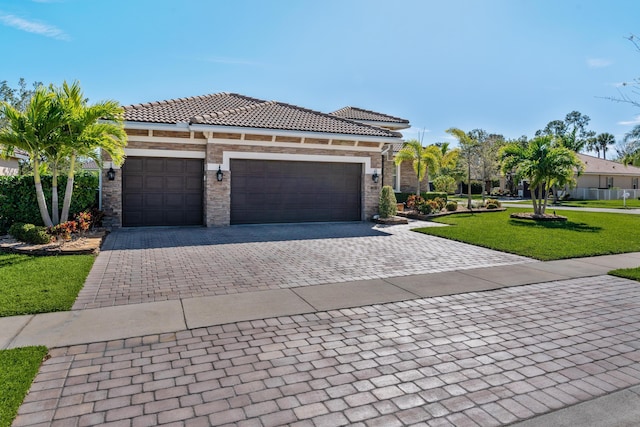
left=394, top=192, right=448, bottom=204
left=0, top=172, right=98, bottom=233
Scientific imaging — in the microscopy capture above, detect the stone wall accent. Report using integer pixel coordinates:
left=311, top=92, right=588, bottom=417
left=398, top=160, right=428, bottom=193
left=205, top=169, right=230, bottom=226
left=101, top=167, right=122, bottom=228
left=364, top=177, right=381, bottom=219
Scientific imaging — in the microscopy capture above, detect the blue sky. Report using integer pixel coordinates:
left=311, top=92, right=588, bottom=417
left=2, top=0, right=640, bottom=152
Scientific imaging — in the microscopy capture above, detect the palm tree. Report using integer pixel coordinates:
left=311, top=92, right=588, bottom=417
left=394, top=139, right=441, bottom=195
left=55, top=81, right=127, bottom=222
left=500, top=136, right=583, bottom=216
left=595, top=132, right=616, bottom=160
left=446, top=128, right=478, bottom=209
left=622, top=125, right=640, bottom=166
left=0, top=86, right=64, bottom=227
left=435, top=142, right=461, bottom=175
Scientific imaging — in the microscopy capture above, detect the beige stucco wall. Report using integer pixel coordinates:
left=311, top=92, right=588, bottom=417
left=577, top=174, right=638, bottom=189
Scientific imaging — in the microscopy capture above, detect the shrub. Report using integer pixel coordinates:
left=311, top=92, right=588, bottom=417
left=484, top=198, right=502, bottom=208
left=378, top=186, right=397, bottom=218
left=423, top=192, right=448, bottom=202
left=433, top=176, right=457, bottom=194
left=416, top=200, right=433, bottom=215
left=445, top=201, right=458, bottom=212
left=48, top=221, right=78, bottom=240
left=486, top=203, right=499, bottom=209
left=0, top=172, right=98, bottom=233
left=9, top=222, right=51, bottom=244
left=433, top=197, right=446, bottom=211
left=406, top=195, right=423, bottom=210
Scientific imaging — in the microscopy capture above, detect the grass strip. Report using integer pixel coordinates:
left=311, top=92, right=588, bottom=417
left=0, top=253, right=94, bottom=317
left=0, top=346, right=48, bottom=427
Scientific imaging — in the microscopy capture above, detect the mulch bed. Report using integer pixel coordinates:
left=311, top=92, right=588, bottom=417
left=0, top=230, right=108, bottom=256
left=509, top=212, right=568, bottom=222
left=398, top=206, right=506, bottom=221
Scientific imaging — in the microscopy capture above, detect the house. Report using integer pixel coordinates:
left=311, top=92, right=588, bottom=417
left=328, top=107, right=413, bottom=193
left=0, top=148, right=28, bottom=175
left=101, top=93, right=405, bottom=227
left=569, top=153, right=640, bottom=199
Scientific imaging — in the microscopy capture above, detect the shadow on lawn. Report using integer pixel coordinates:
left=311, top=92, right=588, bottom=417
left=508, top=219, right=602, bottom=233
left=0, top=253, right=35, bottom=268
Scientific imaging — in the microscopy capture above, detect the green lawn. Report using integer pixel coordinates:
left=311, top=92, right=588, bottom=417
left=0, top=253, right=95, bottom=317
left=0, top=346, right=48, bottom=427
left=553, top=198, right=640, bottom=209
left=609, top=267, right=640, bottom=281
left=415, top=208, right=640, bottom=260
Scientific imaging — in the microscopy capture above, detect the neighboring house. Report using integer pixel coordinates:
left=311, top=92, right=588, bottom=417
left=569, top=153, right=640, bottom=199
left=328, top=107, right=412, bottom=193
left=102, top=93, right=404, bottom=227
left=0, top=148, right=28, bottom=175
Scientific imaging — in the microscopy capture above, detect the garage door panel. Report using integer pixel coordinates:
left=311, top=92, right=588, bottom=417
left=122, top=157, right=203, bottom=227
left=231, top=159, right=361, bottom=224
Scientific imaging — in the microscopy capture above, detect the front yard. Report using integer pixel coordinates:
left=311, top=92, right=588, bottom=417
left=0, top=253, right=94, bottom=317
left=415, top=208, right=640, bottom=260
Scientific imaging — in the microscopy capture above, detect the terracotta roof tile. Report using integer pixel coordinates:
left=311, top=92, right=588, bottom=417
left=329, top=106, right=409, bottom=125
left=123, top=93, right=401, bottom=138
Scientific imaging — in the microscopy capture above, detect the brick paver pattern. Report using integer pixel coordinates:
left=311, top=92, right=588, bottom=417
left=17, top=276, right=640, bottom=426
left=73, top=223, right=529, bottom=309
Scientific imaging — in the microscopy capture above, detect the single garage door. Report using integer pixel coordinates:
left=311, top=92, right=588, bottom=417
left=231, top=159, right=362, bottom=224
left=122, top=157, right=203, bottom=227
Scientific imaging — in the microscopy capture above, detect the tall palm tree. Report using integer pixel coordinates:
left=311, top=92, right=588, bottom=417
left=446, top=128, right=478, bottom=209
left=622, top=125, right=640, bottom=166
left=500, top=136, right=583, bottom=216
left=595, top=132, right=616, bottom=160
left=0, top=86, right=64, bottom=227
left=394, top=139, right=441, bottom=196
left=55, top=81, right=127, bottom=222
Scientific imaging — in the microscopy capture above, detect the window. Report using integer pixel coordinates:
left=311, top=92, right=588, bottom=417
left=607, top=176, right=614, bottom=189
left=633, top=177, right=638, bottom=190
left=392, top=164, right=400, bottom=191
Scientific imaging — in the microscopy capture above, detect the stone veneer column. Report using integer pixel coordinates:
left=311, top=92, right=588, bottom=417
left=205, top=169, right=231, bottom=226
left=101, top=166, right=122, bottom=228
left=364, top=175, right=381, bottom=220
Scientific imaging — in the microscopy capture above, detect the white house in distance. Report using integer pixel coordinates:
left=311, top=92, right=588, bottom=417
left=568, top=153, right=640, bottom=200
left=0, top=148, right=28, bottom=175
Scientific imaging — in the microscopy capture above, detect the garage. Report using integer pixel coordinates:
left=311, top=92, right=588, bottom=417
left=122, top=157, right=203, bottom=227
left=230, top=159, right=362, bottom=224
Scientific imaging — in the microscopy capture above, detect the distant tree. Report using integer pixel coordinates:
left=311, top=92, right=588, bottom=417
left=620, top=125, right=640, bottom=165
left=595, top=132, right=616, bottom=160
left=468, top=130, right=506, bottom=195
left=536, top=111, right=595, bottom=152
left=446, top=128, right=479, bottom=209
left=432, top=142, right=461, bottom=194
left=500, top=136, right=584, bottom=216
left=394, top=140, right=441, bottom=195
left=0, top=78, right=42, bottom=127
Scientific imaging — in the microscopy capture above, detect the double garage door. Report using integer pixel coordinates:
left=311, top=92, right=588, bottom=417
left=231, top=159, right=362, bottom=225
left=122, top=157, right=204, bottom=227
left=122, top=157, right=362, bottom=226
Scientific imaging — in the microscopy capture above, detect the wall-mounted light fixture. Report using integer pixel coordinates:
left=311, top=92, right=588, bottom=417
left=107, top=166, right=116, bottom=181
left=372, top=170, right=379, bottom=183
left=216, top=165, right=224, bottom=182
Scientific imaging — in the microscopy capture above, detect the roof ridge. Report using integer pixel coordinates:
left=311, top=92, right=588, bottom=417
left=124, top=92, right=268, bottom=110
left=330, top=106, right=409, bottom=123
left=190, top=100, right=276, bottom=124
left=273, top=101, right=402, bottom=137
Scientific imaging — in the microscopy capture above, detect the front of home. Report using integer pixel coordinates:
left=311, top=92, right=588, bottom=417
left=571, top=153, right=640, bottom=199
left=101, top=93, right=406, bottom=228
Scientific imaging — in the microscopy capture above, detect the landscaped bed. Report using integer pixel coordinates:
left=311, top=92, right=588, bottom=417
left=414, top=207, right=640, bottom=260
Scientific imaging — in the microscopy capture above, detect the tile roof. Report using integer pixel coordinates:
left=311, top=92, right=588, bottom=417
left=123, top=93, right=401, bottom=138
left=329, top=106, right=410, bottom=125
left=578, top=153, right=640, bottom=176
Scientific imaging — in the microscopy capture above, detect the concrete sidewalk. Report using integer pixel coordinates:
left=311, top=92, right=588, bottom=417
left=4, top=251, right=640, bottom=426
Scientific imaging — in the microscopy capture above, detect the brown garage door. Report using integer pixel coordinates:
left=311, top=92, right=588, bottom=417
left=231, top=159, right=361, bottom=224
left=122, top=157, right=203, bottom=227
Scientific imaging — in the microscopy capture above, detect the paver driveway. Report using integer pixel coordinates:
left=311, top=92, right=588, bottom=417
left=73, top=222, right=530, bottom=310
left=15, top=275, right=640, bottom=426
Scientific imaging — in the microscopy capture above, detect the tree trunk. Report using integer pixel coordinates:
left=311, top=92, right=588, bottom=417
left=33, top=158, right=53, bottom=227
left=51, top=163, right=59, bottom=225
left=467, top=162, right=472, bottom=210
left=531, top=186, right=539, bottom=215
left=60, top=153, right=76, bottom=223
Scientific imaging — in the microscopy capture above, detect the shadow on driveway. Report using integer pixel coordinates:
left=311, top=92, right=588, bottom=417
left=103, top=222, right=391, bottom=250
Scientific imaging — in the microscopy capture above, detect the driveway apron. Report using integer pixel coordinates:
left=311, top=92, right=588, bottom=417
left=73, top=222, right=530, bottom=310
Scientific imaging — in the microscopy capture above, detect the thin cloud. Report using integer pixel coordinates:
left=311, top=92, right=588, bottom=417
left=587, top=58, right=612, bottom=68
left=618, top=115, right=640, bottom=126
left=0, top=11, right=70, bottom=41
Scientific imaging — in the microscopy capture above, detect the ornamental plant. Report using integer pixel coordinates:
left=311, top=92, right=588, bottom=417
left=378, top=186, right=397, bottom=218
